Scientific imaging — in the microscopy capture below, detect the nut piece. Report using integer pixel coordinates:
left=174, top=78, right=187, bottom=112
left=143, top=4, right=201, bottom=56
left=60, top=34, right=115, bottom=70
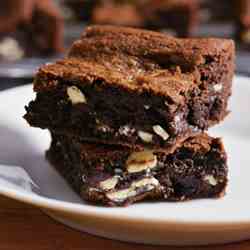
left=126, top=150, right=157, bottom=173
left=153, top=125, right=169, bottom=140
left=106, top=188, right=137, bottom=203
left=99, top=176, right=119, bottom=191
left=204, top=175, right=217, bottom=186
left=106, top=177, right=159, bottom=202
left=67, top=86, right=87, bottom=105
left=133, top=177, right=159, bottom=189
left=213, top=83, right=223, bottom=92
left=118, top=125, right=136, bottom=136
left=138, top=131, right=153, bottom=143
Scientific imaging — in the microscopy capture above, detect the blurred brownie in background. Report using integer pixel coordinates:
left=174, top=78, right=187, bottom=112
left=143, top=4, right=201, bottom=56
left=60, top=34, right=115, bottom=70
left=92, top=1, right=144, bottom=28
left=0, top=0, right=64, bottom=61
left=63, top=0, right=199, bottom=37
left=141, top=0, right=199, bottom=37
left=235, top=0, right=250, bottom=46
left=63, top=0, right=97, bottom=21
left=199, top=0, right=234, bottom=23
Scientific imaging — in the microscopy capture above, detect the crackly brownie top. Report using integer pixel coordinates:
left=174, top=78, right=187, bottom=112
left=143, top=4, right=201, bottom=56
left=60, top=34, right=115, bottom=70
left=34, top=25, right=234, bottom=101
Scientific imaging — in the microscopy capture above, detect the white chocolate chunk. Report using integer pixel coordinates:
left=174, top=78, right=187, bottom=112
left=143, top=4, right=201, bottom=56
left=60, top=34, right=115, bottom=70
left=126, top=150, right=157, bottom=173
left=67, top=86, right=87, bottom=104
left=106, top=177, right=159, bottom=202
left=138, top=131, right=153, bottom=143
left=152, top=125, right=169, bottom=140
left=99, top=176, right=119, bottom=191
left=204, top=175, right=218, bottom=186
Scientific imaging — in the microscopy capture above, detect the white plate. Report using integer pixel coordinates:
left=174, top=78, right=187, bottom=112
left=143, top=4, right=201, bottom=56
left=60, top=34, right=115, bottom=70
left=0, top=57, right=62, bottom=78
left=0, top=76, right=250, bottom=246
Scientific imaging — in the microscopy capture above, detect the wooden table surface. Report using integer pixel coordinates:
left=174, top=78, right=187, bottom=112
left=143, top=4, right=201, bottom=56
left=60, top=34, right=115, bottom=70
left=1, top=196, right=250, bottom=250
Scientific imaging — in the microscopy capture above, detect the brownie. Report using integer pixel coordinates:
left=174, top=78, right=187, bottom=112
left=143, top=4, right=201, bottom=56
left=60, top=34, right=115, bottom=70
left=199, top=0, right=235, bottom=23
left=64, top=0, right=198, bottom=36
left=91, top=1, right=144, bottom=28
left=235, top=0, right=250, bottom=46
left=141, top=0, right=199, bottom=37
left=24, top=26, right=235, bottom=151
left=47, top=132, right=228, bottom=206
left=63, top=0, right=97, bottom=21
left=0, top=0, right=64, bottom=61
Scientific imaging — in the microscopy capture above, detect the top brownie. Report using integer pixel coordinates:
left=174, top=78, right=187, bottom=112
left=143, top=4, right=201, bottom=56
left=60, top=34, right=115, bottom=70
left=25, top=25, right=235, bottom=151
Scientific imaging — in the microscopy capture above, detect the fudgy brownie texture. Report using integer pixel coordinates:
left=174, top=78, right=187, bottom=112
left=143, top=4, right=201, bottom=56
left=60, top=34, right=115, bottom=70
left=24, top=26, right=235, bottom=151
left=0, top=0, right=64, bottom=61
left=141, top=0, right=199, bottom=37
left=47, top=132, right=228, bottom=206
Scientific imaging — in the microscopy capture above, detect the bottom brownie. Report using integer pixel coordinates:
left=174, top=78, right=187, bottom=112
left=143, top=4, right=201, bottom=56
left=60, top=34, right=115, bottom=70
left=46, top=133, right=228, bottom=206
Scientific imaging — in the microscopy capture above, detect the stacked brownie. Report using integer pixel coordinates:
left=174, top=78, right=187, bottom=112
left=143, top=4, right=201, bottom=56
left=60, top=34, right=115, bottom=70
left=0, top=0, right=64, bottom=61
left=24, top=25, right=235, bottom=206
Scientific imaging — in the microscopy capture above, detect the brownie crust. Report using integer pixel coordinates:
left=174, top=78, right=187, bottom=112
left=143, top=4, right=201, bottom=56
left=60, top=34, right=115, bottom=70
left=47, top=133, right=228, bottom=206
left=24, top=26, right=235, bottom=151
